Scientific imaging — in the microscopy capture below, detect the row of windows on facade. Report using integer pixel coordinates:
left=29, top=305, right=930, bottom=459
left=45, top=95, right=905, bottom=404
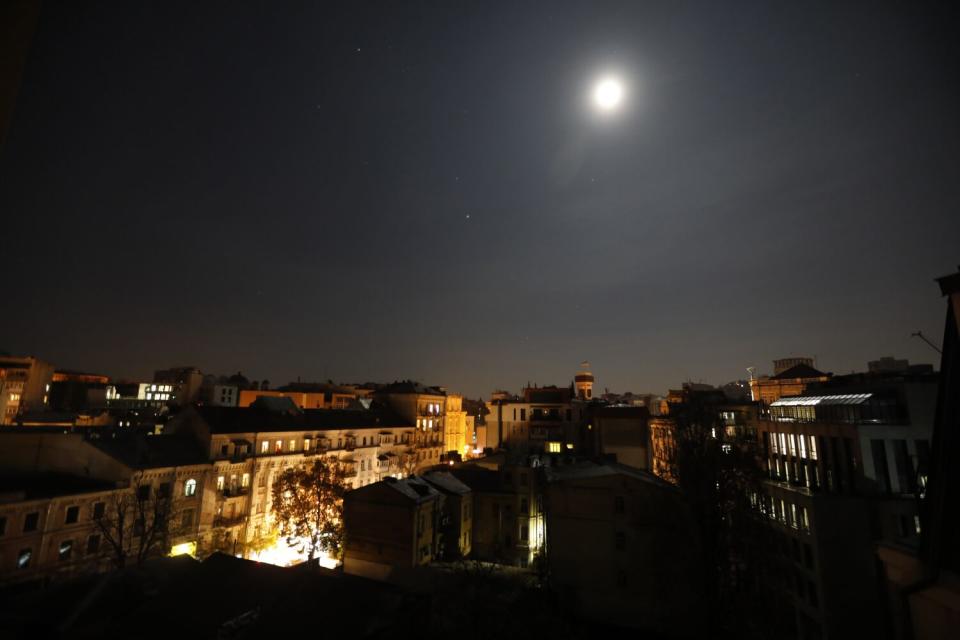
left=749, top=492, right=812, bottom=533
left=247, top=433, right=416, bottom=456
left=511, top=408, right=574, bottom=421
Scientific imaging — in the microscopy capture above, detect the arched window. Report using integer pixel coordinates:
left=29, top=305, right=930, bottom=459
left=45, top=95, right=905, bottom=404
left=184, top=478, right=197, bottom=497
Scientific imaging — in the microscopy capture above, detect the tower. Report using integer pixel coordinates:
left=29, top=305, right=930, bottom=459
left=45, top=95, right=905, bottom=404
left=574, top=361, right=594, bottom=400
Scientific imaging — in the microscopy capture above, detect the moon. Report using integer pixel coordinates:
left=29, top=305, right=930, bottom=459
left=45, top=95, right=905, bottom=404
left=592, top=77, right=624, bottom=112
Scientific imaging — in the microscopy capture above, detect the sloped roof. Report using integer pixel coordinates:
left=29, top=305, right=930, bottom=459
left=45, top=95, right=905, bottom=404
left=772, top=363, right=828, bottom=380
left=422, top=471, right=471, bottom=496
left=544, top=460, right=676, bottom=490
left=375, top=381, right=446, bottom=396
left=91, top=434, right=209, bottom=469
left=192, top=403, right=411, bottom=434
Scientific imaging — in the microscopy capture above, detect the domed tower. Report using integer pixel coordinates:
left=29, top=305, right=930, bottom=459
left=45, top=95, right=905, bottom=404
left=574, top=361, right=594, bottom=400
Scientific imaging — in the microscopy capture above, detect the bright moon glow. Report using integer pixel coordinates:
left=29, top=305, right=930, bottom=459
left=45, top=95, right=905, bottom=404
left=593, top=77, right=624, bottom=111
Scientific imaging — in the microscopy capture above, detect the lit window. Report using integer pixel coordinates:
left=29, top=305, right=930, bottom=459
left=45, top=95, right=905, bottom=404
left=770, top=432, right=778, bottom=454
left=17, top=549, right=31, bottom=569
left=779, top=500, right=787, bottom=524
left=146, top=393, right=153, bottom=400
left=261, top=441, right=269, bottom=453
left=216, top=476, right=225, bottom=491
left=241, top=473, right=250, bottom=488
left=59, top=540, right=73, bottom=561
left=275, top=440, right=282, bottom=453
left=790, top=503, right=799, bottom=529
left=799, top=435, right=807, bottom=458
left=809, top=436, right=818, bottom=460
left=547, top=442, right=562, bottom=453
left=779, top=433, right=787, bottom=454
left=151, top=385, right=157, bottom=391
left=788, top=434, right=797, bottom=457
left=801, top=507, right=811, bottom=533
left=184, top=479, right=197, bottom=497
left=304, top=438, right=311, bottom=451
left=288, top=439, right=296, bottom=451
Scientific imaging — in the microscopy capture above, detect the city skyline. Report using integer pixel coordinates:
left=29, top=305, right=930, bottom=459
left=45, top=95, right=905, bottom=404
left=1, top=1, right=957, bottom=399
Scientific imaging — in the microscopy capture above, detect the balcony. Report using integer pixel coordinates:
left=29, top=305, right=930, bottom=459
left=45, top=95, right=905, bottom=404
left=218, top=487, right=249, bottom=499
left=213, top=515, right=246, bottom=528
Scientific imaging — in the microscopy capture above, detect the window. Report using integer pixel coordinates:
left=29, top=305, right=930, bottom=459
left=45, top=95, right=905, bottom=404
left=809, top=435, right=818, bottom=460
left=87, top=534, right=101, bottom=555
left=614, top=496, right=625, bottom=514
left=800, top=506, right=810, bottom=533
left=216, top=476, right=225, bottom=492
left=520, top=498, right=529, bottom=514
left=804, top=543, right=814, bottom=569
left=547, top=442, right=562, bottom=453
left=788, top=434, right=797, bottom=457
left=288, top=439, right=296, bottom=452
left=275, top=440, right=282, bottom=453
left=770, top=432, right=779, bottom=454
left=241, top=473, right=250, bottom=488
left=220, top=444, right=229, bottom=456
left=871, top=440, right=891, bottom=495
left=0, top=515, right=6, bottom=536
left=304, top=438, right=311, bottom=451
left=615, top=532, right=626, bottom=550
left=93, top=502, right=105, bottom=520
left=157, top=482, right=172, bottom=499
left=181, top=509, right=194, bottom=529
left=520, top=408, right=526, bottom=421
left=23, top=512, right=39, bottom=532
left=65, top=505, right=79, bottom=524
left=17, top=548, right=31, bottom=569
left=137, top=485, right=151, bottom=502
left=779, top=433, right=787, bottom=455
left=261, top=441, right=269, bottom=454
left=184, top=478, right=197, bottom=497
left=799, top=435, right=807, bottom=459
left=790, top=503, right=799, bottom=529
left=520, top=525, right=529, bottom=542
left=59, top=540, right=73, bottom=562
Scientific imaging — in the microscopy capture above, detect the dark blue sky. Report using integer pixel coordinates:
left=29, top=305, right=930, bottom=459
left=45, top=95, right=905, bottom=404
left=1, top=1, right=957, bottom=396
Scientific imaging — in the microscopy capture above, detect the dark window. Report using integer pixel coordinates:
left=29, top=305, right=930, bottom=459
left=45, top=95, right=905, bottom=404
left=871, top=440, right=891, bottom=495
left=86, top=534, right=101, bottom=554
left=520, top=409, right=526, bottom=421
left=220, top=444, right=229, bottom=455
left=520, top=498, right=529, bottom=514
left=892, top=440, right=915, bottom=494
left=804, top=543, right=814, bottom=570
left=157, top=482, right=172, bottom=499
left=93, top=502, right=105, bottom=520
left=614, top=496, right=625, bottom=514
left=615, top=532, right=626, bottom=550
left=17, top=548, right=31, bottom=569
left=0, top=516, right=6, bottom=536
left=137, top=485, right=151, bottom=502
left=59, top=540, right=73, bottom=561
left=65, top=505, right=79, bottom=524
left=23, top=512, right=39, bottom=532
left=520, top=525, right=529, bottom=542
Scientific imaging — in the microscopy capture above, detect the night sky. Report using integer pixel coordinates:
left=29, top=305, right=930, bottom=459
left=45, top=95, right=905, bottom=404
left=1, top=1, right=958, bottom=396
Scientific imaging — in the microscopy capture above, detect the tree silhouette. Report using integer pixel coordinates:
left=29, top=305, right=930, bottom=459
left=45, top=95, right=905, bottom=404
left=271, top=457, right=347, bottom=562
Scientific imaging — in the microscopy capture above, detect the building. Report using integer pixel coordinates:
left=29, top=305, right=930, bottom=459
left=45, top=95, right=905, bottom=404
left=581, top=405, right=650, bottom=470
left=750, top=361, right=832, bottom=405
left=422, top=471, right=473, bottom=559
left=450, top=458, right=545, bottom=568
left=878, top=269, right=960, bottom=640
left=374, top=381, right=447, bottom=469
left=0, top=431, right=210, bottom=586
left=755, top=370, right=938, bottom=639
left=236, top=383, right=358, bottom=410
left=574, top=361, right=594, bottom=400
left=0, top=356, right=55, bottom=425
left=544, top=461, right=701, bottom=634
left=342, top=476, right=442, bottom=581
left=443, top=393, right=468, bottom=458
left=153, top=366, right=204, bottom=405
left=868, top=356, right=934, bottom=375
left=486, top=384, right=582, bottom=453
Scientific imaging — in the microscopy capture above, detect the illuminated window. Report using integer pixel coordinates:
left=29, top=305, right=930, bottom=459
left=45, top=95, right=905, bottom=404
left=261, top=441, right=269, bottom=453
left=547, top=442, right=562, bottom=453
left=801, top=507, right=811, bottom=533
left=304, top=438, right=311, bottom=451
left=146, top=393, right=153, bottom=400
left=59, top=540, right=73, bottom=562
left=769, top=433, right=779, bottom=454
left=779, top=500, right=787, bottom=525
left=184, top=479, right=197, bottom=497
left=9, top=393, right=20, bottom=404
left=17, top=548, right=31, bottom=569
left=216, top=476, right=225, bottom=491
left=790, top=503, right=799, bottom=529
left=242, top=473, right=250, bottom=488
left=779, top=433, right=787, bottom=454
left=288, top=439, right=296, bottom=452
left=809, top=436, right=818, bottom=460
left=151, top=385, right=157, bottom=392
left=788, top=434, right=797, bottom=457
left=275, top=440, right=282, bottom=453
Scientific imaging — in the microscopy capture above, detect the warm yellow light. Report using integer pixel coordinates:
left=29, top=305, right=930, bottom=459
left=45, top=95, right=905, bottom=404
left=169, top=541, right=197, bottom=557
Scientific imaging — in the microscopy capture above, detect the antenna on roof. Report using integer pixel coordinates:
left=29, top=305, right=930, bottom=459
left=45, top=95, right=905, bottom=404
left=911, top=331, right=942, bottom=355
left=746, top=367, right=756, bottom=381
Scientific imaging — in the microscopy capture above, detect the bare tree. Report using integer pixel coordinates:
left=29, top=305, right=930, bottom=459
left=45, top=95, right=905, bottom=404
left=271, top=457, right=346, bottom=563
left=94, top=472, right=181, bottom=569
left=399, top=446, right=419, bottom=477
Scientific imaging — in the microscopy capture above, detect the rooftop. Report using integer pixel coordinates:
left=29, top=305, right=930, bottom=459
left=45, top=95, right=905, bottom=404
left=192, top=403, right=411, bottom=434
